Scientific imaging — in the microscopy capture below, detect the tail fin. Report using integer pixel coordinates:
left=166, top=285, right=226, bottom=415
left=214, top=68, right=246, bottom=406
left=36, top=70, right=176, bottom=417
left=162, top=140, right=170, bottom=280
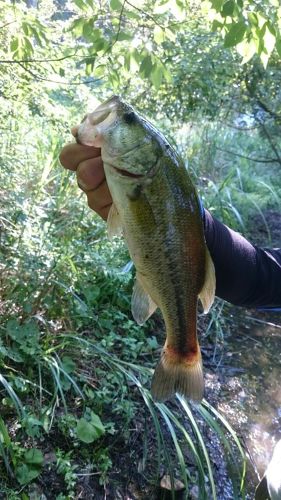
left=151, top=346, right=204, bottom=403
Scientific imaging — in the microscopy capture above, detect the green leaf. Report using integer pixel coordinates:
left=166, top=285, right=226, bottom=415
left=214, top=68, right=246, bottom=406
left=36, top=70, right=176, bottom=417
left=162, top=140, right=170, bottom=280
left=22, top=22, right=29, bottom=36
left=263, top=23, right=276, bottom=55
left=153, top=0, right=170, bottom=15
left=150, top=64, right=163, bottom=89
left=83, top=20, right=94, bottom=39
left=62, top=356, right=76, bottom=373
left=24, top=449, right=43, bottom=465
left=15, top=464, right=41, bottom=485
left=110, top=0, right=122, bottom=10
left=221, top=0, right=235, bottom=17
left=76, top=414, right=105, bottom=443
left=224, top=21, right=247, bottom=47
left=125, top=10, right=140, bottom=20
left=248, top=12, right=258, bottom=27
left=70, top=17, right=85, bottom=36
left=139, top=55, right=153, bottom=78
left=154, top=26, right=165, bottom=44
left=210, top=0, right=224, bottom=11
left=94, top=64, right=106, bottom=77
left=73, top=0, right=88, bottom=10
left=23, top=36, right=34, bottom=56
left=212, top=20, right=223, bottom=31
left=236, top=38, right=257, bottom=64
left=10, top=37, right=19, bottom=53
left=117, top=31, right=132, bottom=41
left=276, top=38, right=281, bottom=57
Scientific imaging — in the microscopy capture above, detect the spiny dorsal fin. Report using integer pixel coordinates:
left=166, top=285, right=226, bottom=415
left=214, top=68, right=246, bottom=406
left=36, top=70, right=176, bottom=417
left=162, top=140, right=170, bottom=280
left=107, top=203, right=122, bottom=240
left=131, top=275, right=157, bottom=325
left=199, top=247, right=216, bottom=313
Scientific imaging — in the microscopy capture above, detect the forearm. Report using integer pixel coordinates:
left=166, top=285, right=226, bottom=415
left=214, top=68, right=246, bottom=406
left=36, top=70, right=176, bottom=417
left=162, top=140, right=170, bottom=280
left=203, top=209, right=281, bottom=308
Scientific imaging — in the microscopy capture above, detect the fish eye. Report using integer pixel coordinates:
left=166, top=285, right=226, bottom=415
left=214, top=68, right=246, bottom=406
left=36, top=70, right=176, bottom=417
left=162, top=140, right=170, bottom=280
left=123, top=111, right=136, bottom=124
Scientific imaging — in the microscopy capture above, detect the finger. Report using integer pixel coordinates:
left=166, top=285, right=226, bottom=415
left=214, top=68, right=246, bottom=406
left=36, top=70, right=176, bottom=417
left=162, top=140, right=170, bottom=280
left=59, top=143, right=101, bottom=171
left=87, top=180, right=112, bottom=218
left=97, top=204, right=112, bottom=221
left=77, top=157, right=105, bottom=192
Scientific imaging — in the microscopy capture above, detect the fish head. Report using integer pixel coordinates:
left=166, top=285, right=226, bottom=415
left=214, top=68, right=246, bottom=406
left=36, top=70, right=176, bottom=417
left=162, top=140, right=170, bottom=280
left=76, top=96, right=163, bottom=178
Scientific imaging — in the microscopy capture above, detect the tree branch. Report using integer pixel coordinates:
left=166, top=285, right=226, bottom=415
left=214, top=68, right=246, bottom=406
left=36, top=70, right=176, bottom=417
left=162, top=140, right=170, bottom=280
left=256, top=98, right=281, bottom=121
left=17, top=62, right=102, bottom=86
left=216, top=146, right=279, bottom=164
left=256, top=118, right=281, bottom=166
left=0, top=54, right=79, bottom=64
left=125, top=0, right=165, bottom=28
left=0, top=20, right=17, bottom=30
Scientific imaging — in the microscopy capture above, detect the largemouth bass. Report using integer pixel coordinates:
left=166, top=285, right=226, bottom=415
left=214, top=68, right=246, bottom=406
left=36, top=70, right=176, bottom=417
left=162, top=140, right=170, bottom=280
left=76, top=96, right=216, bottom=402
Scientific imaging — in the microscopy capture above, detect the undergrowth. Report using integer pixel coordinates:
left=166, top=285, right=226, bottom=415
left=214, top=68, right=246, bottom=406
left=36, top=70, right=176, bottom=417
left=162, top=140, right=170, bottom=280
left=1, top=85, right=280, bottom=498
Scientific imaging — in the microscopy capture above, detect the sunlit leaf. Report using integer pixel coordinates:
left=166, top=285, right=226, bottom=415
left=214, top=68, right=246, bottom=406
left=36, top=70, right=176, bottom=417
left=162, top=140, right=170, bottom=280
left=10, top=37, right=19, bottom=53
left=153, top=0, right=170, bottom=15
left=247, top=12, right=258, bottom=27
left=70, top=17, right=85, bottom=36
left=154, top=26, right=165, bottom=44
left=117, top=31, right=132, bottom=41
left=263, top=23, right=276, bottom=55
left=73, top=0, right=89, bottom=10
left=276, top=38, right=281, bottom=57
left=236, top=38, right=257, bottom=63
left=110, top=0, right=123, bottom=10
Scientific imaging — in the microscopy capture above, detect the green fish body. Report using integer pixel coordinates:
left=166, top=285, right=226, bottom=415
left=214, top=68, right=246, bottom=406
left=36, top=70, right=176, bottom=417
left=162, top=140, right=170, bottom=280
left=77, top=96, right=216, bottom=402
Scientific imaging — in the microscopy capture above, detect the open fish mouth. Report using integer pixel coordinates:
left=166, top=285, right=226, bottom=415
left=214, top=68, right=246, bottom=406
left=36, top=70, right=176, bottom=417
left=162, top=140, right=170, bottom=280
left=76, top=97, right=121, bottom=147
left=90, top=96, right=120, bottom=126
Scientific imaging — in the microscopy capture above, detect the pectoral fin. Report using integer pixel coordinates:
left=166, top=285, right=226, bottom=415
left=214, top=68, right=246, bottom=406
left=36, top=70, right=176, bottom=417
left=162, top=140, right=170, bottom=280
left=107, top=203, right=122, bottom=239
left=131, top=276, right=157, bottom=325
left=199, top=248, right=216, bottom=313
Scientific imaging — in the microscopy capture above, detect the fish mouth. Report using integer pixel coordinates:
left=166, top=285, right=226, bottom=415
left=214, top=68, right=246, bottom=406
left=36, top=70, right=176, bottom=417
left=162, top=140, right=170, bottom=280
left=112, top=166, right=143, bottom=178
left=90, top=95, right=120, bottom=126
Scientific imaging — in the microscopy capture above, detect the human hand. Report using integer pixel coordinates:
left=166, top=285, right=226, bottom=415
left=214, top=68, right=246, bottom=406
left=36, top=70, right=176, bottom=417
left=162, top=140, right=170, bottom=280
left=59, top=140, right=112, bottom=220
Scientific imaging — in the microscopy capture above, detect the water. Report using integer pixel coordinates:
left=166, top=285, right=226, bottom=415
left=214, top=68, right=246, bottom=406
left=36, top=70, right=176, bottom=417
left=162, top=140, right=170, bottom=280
left=213, top=309, right=281, bottom=494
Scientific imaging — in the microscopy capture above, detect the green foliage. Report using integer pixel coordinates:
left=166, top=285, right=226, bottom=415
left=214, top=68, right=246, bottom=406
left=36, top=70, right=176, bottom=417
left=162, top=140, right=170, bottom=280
left=207, top=0, right=281, bottom=66
left=0, top=0, right=280, bottom=498
left=15, top=449, right=44, bottom=485
left=56, top=450, right=78, bottom=497
left=76, top=411, right=105, bottom=443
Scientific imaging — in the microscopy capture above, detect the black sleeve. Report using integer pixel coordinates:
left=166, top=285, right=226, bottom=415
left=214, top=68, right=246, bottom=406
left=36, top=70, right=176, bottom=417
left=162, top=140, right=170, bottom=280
left=203, top=209, right=281, bottom=308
